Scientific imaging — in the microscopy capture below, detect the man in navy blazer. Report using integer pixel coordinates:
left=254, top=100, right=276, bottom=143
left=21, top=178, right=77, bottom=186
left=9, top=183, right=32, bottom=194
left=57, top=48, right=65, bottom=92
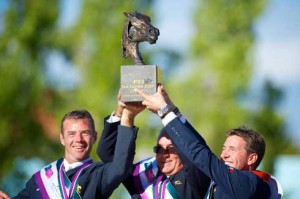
left=97, top=92, right=210, bottom=198
left=1, top=108, right=142, bottom=199
left=135, top=85, right=282, bottom=199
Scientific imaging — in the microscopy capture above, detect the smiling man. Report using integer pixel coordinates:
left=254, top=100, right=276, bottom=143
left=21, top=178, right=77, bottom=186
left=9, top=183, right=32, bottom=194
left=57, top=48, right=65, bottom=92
left=220, top=129, right=265, bottom=171
left=154, top=131, right=183, bottom=176
left=6, top=109, right=139, bottom=199
left=135, top=85, right=283, bottom=199
left=97, top=91, right=210, bottom=199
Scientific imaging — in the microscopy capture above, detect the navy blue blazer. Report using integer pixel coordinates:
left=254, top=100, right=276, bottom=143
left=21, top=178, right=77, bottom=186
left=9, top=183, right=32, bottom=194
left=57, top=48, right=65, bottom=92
left=165, top=117, right=271, bottom=199
left=13, top=125, right=138, bottom=199
left=97, top=115, right=210, bottom=199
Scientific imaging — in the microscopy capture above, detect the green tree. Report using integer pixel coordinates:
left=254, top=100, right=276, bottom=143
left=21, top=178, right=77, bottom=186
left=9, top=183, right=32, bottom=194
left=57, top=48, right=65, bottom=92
left=249, top=81, right=296, bottom=173
left=0, top=0, right=155, bottom=197
left=168, top=0, right=268, bottom=154
left=0, top=0, right=63, bottom=179
left=165, top=0, right=297, bottom=173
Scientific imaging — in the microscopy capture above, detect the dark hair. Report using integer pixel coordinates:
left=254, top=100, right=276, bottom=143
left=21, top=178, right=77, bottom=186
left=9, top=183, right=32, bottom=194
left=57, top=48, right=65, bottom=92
left=60, top=109, right=95, bottom=134
left=226, top=126, right=265, bottom=169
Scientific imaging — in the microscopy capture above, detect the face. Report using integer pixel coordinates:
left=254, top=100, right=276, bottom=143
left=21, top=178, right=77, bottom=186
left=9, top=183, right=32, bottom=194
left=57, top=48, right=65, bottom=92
left=60, top=118, right=97, bottom=164
left=156, top=134, right=183, bottom=176
left=220, top=135, right=256, bottom=170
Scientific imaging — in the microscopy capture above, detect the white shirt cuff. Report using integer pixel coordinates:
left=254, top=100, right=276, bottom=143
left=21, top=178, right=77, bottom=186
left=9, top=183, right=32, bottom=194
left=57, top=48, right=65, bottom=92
left=107, top=111, right=121, bottom=123
left=162, top=112, right=187, bottom=126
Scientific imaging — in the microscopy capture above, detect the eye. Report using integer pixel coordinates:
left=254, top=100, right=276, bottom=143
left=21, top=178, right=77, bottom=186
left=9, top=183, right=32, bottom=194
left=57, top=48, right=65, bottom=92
left=68, top=132, right=75, bottom=137
left=82, top=131, right=91, bottom=136
left=229, top=147, right=236, bottom=152
left=166, top=146, right=177, bottom=154
left=131, top=17, right=137, bottom=23
left=153, top=146, right=161, bottom=153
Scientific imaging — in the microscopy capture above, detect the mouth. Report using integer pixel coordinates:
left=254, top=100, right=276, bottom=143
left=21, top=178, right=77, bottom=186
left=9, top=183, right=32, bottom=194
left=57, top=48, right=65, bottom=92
left=73, top=146, right=86, bottom=150
left=147, top=35, right=158, bottom=44
left=224, top=161, right=233, bottom=166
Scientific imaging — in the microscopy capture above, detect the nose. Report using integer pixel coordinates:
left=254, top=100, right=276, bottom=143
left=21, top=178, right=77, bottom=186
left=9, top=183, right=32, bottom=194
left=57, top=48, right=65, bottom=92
left=74, top=133, right=83, bottom=142
left=159, top=152, right=170, bottom=159
left=156, top=149, right=170, bottom=157
left=149, top=27, right=159, bottom=36
left=221, top=149, right=229, bottom=159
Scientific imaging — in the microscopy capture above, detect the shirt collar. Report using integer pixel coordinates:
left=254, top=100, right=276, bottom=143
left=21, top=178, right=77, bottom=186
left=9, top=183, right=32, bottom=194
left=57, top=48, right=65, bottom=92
left=63, top=157, right=92, bottom=172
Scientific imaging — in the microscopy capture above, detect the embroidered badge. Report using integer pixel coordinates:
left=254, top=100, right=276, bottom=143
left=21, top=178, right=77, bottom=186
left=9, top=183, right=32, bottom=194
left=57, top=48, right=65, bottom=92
left=44, top=164, right=53, bottom=178
left=174, top=180, right=182, bottom=185
left=213, top=186, right=217, bottom=193
left=76, top=185, right=82, bottom=194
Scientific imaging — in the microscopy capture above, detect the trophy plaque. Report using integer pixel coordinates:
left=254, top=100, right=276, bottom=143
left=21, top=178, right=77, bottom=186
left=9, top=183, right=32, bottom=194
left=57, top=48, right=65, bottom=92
left=120, top=11, right=161, bottom=102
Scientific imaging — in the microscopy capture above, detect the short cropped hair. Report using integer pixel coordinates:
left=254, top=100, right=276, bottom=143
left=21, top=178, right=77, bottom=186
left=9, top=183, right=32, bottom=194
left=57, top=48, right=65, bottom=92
left=226, top=126, right=265, bottom=169
left=60, top=109, right=96, bottom=134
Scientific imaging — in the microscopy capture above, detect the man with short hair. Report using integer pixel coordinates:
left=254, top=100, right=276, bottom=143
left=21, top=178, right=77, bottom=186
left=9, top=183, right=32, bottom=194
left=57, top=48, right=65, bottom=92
left=1, top=108, right=141, bottom=199
left=97, top=92, right=210, bottom=198
left=136, top=85, right=283, bottom=199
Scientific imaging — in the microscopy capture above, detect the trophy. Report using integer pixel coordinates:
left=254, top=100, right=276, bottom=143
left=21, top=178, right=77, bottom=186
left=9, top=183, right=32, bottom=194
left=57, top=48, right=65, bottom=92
left=120, top=11, right=161, bottom=102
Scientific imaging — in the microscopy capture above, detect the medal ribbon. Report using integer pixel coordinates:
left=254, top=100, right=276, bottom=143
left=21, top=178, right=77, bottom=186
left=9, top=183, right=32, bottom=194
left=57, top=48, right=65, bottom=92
left=59, top=159, right=93, bottom=199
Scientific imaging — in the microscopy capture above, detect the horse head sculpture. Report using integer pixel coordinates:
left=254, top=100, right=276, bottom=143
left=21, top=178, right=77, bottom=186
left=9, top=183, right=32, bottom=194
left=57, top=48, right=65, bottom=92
left=122, top=11, right=160, bottom=65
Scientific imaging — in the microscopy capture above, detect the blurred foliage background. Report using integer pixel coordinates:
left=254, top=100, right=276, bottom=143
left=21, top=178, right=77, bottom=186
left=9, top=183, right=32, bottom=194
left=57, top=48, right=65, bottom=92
left=0, top=0, right=299, bottom=198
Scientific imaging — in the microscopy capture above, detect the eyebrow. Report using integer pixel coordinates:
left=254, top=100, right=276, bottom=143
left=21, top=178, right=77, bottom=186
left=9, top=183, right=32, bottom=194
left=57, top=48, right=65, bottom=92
left=66, top=130, right=92, bottom=134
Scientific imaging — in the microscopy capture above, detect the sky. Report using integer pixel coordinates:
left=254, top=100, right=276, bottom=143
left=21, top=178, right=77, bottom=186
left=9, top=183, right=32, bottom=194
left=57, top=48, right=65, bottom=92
left=153, top=0, right=300, bottom=145
left=253, top=0, right=300, bottom=145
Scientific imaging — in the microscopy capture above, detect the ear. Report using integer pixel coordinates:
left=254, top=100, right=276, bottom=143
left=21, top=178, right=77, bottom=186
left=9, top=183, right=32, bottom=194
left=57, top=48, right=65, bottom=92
left=60, top=133, right=65, bottom=146
left=123, top=12, right=133, bottom=18
left=93, top=132, right=98, bottom=144
left=247, top=153, right=258, bottom=167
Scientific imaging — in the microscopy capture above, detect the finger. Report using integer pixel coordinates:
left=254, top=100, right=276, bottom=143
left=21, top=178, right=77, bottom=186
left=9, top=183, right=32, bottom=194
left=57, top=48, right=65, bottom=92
left=141, top=101, right=147, bottom=106
left=157, top=85, right=163, bottom=93
left=134, top=88, right=146, bottom=97
left=119, top=101, right=126, bottom=107
left=161, top=87, right=169, bottom=97
left=117, top=90, right=121, bottom=99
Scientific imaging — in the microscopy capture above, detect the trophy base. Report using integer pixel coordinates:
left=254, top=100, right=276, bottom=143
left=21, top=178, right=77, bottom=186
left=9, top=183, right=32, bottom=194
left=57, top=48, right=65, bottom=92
left=121, top=65, right=162, bottom=102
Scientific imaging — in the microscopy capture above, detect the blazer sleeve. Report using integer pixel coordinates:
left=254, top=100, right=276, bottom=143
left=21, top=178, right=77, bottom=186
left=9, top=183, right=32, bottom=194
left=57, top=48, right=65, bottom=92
left=98, top=125, right=138, bottom=197
left=12, top=175, right=39, bottom=199
left=171, top=119, right=210, bottom=197
left=97, top=115, right=120, bottom=162
left=180, top=133, right=211, bottom=196
left=165, top=117, right=270, bottom=198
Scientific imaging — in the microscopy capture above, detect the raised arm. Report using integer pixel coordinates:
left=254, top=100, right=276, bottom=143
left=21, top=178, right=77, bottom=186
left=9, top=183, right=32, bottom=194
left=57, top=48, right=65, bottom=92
left=136, top=85, right=270, bottom=198
left=97, top=91, right=125, bottom=162
left=97, top=115, right=119, bottom=162
left=97, top=102, right=145, bottom=196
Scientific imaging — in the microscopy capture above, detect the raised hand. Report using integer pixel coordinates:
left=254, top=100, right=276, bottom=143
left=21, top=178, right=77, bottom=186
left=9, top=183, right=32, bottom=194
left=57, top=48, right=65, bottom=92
left=114, top=90, right=126, bottom=117
left=135, top=85, right=176, bottom=114
left=121, top=102, right=145, bottom=127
